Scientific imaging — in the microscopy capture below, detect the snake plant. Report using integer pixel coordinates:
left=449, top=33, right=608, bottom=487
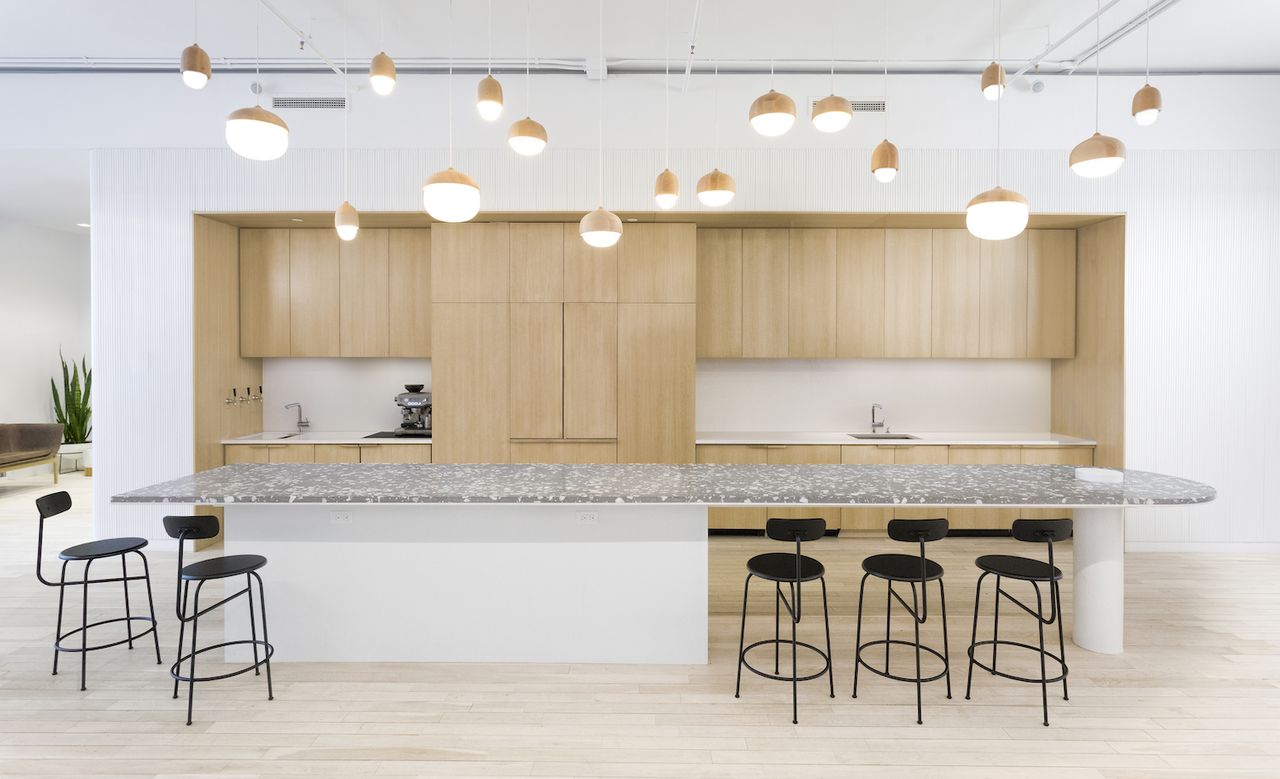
left=51, top=351, right=92, bottom=444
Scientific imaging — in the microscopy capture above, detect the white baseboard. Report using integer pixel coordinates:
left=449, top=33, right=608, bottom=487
left=1126, top=542, right=1280, bottom=553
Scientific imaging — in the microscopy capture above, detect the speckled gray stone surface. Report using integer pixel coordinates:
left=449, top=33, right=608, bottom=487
left=112, top=463, right=1216, bottom=508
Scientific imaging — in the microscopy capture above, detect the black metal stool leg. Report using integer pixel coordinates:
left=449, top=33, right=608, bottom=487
left=1054, top=581, right=1069, bottom=701
left=734, top=575, right=751, bottom=698
left=790, top=585, right=798, bottom=724
left=136, top=552, right=162, bottom=665
left=774, top=584, right=781, bottom=675
left=173, top=580, right=189, bottom=699
left=820, top=577, right=834, bottom=699
left=884, top=581, right=892, bottom=676
left=247, top=574, right=261, bottom=676
left=965, top=572, right=988, bottom=700
left=939, top=578, right=952, bottom=699
left=120, top=555, right=134, bottom=649
left=79, top=558, right=93, bottom=691
left=253, top=572, right=274, bottom=701
left=911, top=582, right=922, bottom=725
left=1034, top=581, right=1049, bottom=727
left=52, top=561, right=69, bottom=676
left=991, top=574, right=1001, bottom=674
left=186, top=582, right=203, bottom=726
left=852, top=572, right=868, bottom=699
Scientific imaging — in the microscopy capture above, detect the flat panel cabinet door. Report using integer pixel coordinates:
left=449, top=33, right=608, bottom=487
left=509, top=303, right=563, bottom=439
left=510, top=223, right=564, bottom=303
left=947, top=446, right=1021, bottom=528
left=787, top=229, right=838, bottom=358
left=239, top=228, right=291, bottom=357
left=339, top=228, right=390, bottom=357
left=696, top=445, right=767, bottom=530
left=563, top=303, right=618, bottom=439
left=314, top=444, right=361, bottom=464
left=288, top=230, right=340, bottom=356
left=563, top=223, right=618, bottom=302
left=980, top=231, right=1029, bottom=358
left=892, top=445, right=949, bottom=520
left=764, top=444, right=841, bottom=529
left=931, top=229, right=981, bottom=358
left=840, top=445, right=894, bottom=531
left=618, top=303, right=695, bottom=463
left=696, top=229, right=743, bottom=358
left=266, top=444, right=314, bottom=463
left=1021, top=446, right=1093, bottom=519
left=510, top=441, right=617, bottom=464
left=618, top=223, right=697, bottom=303
left=224, top=445, right=268, bottom=464
left=741, top=229, right=790, bottom=358
left=836, top=229, right=886, bottom=358
left=432, top=303, right=510, bottom=463
left=883, top=229, right=931, bottom=358
left=1027, top=229, right=1077, bottom=358
left=388, top=229, right=432, bottom=357
left=360, top=444, right=432, bottom=464
left=431, top=222, right=510, bottom=302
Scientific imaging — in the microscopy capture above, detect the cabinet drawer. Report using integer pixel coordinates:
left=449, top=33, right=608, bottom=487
left=315, top=444, right=362, bottom=464
left=510, top=441, right=616, bottom=464
left=359, top=444, right=431, bottom=464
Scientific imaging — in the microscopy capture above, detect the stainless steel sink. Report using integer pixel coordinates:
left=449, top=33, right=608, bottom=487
left=848, top=433, right=919, bottom=440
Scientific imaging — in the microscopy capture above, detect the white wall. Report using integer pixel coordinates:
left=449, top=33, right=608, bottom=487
left=261, top=358, right=430, bottom=432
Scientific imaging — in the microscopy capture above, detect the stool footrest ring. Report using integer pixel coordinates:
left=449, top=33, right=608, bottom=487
left=740, top=638, right=831, bottom=683
left=55, top=616, right=158, bottom=654
left=967, top=639, right=1067, bottom=685
left=856, top=638, right=950, bottom=684
left=170, top=639, right=274, bottom=684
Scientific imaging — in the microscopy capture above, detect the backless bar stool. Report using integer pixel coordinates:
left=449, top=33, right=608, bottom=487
left=965, top=518, right=1072, bottom=727
left=35, top=491, right=162, bottom=690
left=852, top=518, right=952, bottom=725
left=734, top=517, right=835, bottom=724
left=164, top=515, right=274, bottom=725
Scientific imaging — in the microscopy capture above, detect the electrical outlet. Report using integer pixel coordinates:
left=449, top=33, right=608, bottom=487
left=577, top=510, right=599, bottom=525
left=330, top=510, right=352, bottom=525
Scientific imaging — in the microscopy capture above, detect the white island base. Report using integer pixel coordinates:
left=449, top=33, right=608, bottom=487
left=221, top=504, right=708, bottom=664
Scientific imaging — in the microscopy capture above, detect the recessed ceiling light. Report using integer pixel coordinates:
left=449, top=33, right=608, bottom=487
left=76, top=223, right=91, bottom=228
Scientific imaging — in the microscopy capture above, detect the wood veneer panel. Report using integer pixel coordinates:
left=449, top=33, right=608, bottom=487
left=696, top=228, right=743, bottom=358
left=741, top=229, right=790, bottom=358
left=388, top=229, right=432, bottom=357
left=836, top=229, right=886, bottom=358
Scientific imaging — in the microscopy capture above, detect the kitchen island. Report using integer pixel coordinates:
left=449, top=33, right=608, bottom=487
left=114, top=463, right=1214, bottom=662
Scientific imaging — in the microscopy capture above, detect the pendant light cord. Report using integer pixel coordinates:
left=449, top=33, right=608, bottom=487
left=448, top=0, right=455, bottom=167
left=712, top=60, right=720, bottom=158
left=881, top=0, right=889, bottom=139
left=193, top=0, right=199, bottom=42
left=343, top=0, right=349, bottom=199
left=663, top=0, right=670, bottom=170
left=254, top=1, right=261, bottom=106
left=1094, top=0, right=1101, bottom=132
left=992, top=0, right=998, bottom=60
left=995, top=75, right=1002, bottom=185
left=525, top=0, right=532, bottom=114
left=487, top=0, right=493, bottom=74
left=597, top=0, right=604, bottom=204
left=828, top=0, right=836, bottom=94
left=1143, top=0, right=1151, bottom=83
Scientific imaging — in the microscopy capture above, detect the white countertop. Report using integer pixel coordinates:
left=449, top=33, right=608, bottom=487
left=222, top=431, right=432, bottom=445
left=696, top=431, right=1096, bottom=447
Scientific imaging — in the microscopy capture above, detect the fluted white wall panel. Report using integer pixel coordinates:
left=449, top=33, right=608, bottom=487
left=93, top=146, right=1280, bottom=545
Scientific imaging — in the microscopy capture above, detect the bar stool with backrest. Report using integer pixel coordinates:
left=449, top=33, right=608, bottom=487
left=34, top=491, right=162, bottom=690
left=734, top=517, right=835, bottom=724
left=965, top=518, right=1071, bottom=726
left=163, top=515, right=274, bottom=725
left=852, top=518, right=952, bottom=725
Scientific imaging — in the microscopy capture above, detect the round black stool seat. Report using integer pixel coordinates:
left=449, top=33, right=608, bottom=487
left=747, top=552, right=825, bottom=582
left=180, top=554, right=267, bottom=581
left=975, top=554, right=1062, bottom=582
left=862, top=553, right=943, bottom=582
left=59, top=537, right=148, bottom=561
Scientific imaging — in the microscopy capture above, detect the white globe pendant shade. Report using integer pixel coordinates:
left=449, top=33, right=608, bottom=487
left=654, top=168, right=679, bottom=210
left=696, top=168, right=736, bottom=207
left=1131, top=83, right=1162, bottom=126
left=180, top=43, right=211, bottom=89
left=225, top=106, right=290, bottom=161
left=579, top=206, right=623, bottom=248
left=748, top=89, right=796, bottom=137
left=369, top=51, right=397, bottom=96
left=965, top=186, right=1029, bottom=241
left=811, top=94, right=852, bottom=133
left=871, top=139, right=899, bottom=183
left=980, top=61, right=1006, bottom=101
left=1069, top=131, right=1126, bottom=178
left=422, top=168, right=481, bottom=223
left=507, top=116, right=548, bottom=156
left=334, top=201, right=360, bottom=241
left=477, top=75, right=504, bottom=121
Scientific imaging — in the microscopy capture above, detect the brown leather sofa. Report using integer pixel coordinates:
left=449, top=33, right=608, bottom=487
left=0, top=424, right=64, bottom=483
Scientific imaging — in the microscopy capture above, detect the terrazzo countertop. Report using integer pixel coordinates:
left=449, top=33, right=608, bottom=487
left=113, top=463, right=1214, bottom=508
left=696, top=431, right=1097, bottom=446
left=222, top=431, right=431, bottom=445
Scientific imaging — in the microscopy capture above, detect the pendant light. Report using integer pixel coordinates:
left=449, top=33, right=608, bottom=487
left=966, top=67, right=1028, bottom=241
left=1131, top=0, right=1162, bottom=126
left=225, top=4, right=289, bottom=161
left=748, top=60, right=796, bottom=137
left=812, top=7, right=851, bottom=133
left=980, top=0, right=1005, bottom=101
left=871, top=0, right=898, bottom=183
left=1070, top=0, right=1125, bottom=178
left=423, top=0, right=480, bottom=223
left=368, top=5, right=396, bottom=96
left=697, top=61, right=736, bottom=207
left=335, top=10, right=359, bottom=241
left=476, top=0, right=504, bottom=120
left=180, top=0, right=211, bottom=89
left=580, top=0, right=622, bottom=249
left=653, top=0, right=678, bottom=209
left=508, top=0, right=547, bottom=156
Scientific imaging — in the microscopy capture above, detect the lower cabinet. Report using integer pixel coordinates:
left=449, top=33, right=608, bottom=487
left=357, top=444, right=432, bottom=464
left=946, top=446, right=1020, bottom=529
left=1020, top=446, right=1093, bottom=519
left=697, top=444, right=841, bottom=530
left=510, top=441, right=617, bottom=464
left=225, top=443, right=431, bottom=465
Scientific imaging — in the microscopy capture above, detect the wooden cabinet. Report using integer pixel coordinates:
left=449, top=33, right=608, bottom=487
left=266, top=444, right=314, bottom=463
left=287, top=230, right=340, bottom=357
left=696, top=228, right=743, bottom=358
left=233, top=443, right=431, bottom=464
left=240, top=229, right=291, bottom=357
left=358, top=444, right=431, bottom=464
left=931, top=229, right=982, bottom=358
left=510, top=441, right=616, bottom=464
left=788, top=229, right=838, bottom=358
left=890, top=445, right=950, bottom=520
left=1021, top=445, right=1093, bottom=518
left=1027, top=229, right=1077, bottom=358
left=563, top=303, right=618, bottom=439
left=763, top=444, right=842, bottom=530
left=840, top=445, right=895, bottom=532
left=563, top=223, right=618, bottom=302
left=741, top=229, right=790, bottom=358
left=432, top=303, right=510, bottom=463
left=980, top=232, right=1029, bottom=358
left=339, top=228, right=390, bottom=357
left=618, top=303, right=695, bottom=463
left=836, top=229, right=886, bottom=357
left=947, top=446, right=1021, bottom=528
left=510, top=223, right=564, bottom=303
left=883, top=229, right=933, bottom=357
left=618, top=223, right=697, bottom=303
left=225, top=444, right=269, bottom=464
left=387, top=229, right=432, bottom=357
left=314, top=444, right=361, bottom=463
left=697, top=445, right=768, bottom=530
left=432, top=222, right=510, bottom=302
left=509, top=303, right=563, bottom=439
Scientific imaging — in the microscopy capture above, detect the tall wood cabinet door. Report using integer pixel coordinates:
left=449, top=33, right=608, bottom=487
left=388, top=229, right=432, bottom=357
left=696, top=228, right=743, bottom=358
left=931, top=229, right=981, bottom=358
left=563, top=303, right=618, bottom=439
left=980, top=232, right=1029, bottom=358
left=1020, top=446, right=1093, bottom=518
left=239, top=228, right=291, bottom=357
left=788, top=229, right=838, bottom=358
left=765, top=444, right=842, bottom=529
left=947, top=447, right=1021, bottom=528
left=287, top=230, right=340, bottom=356
left=892, top=445, right=949, bottom=519
left=224, top=445, right=269, bottom=464
left=883, top=229, right=932, bottom=358
left=618, top=303, right=695, bottom=463
left=432, top=223, right=510, bottom=302
left=618, top=223, right=697, bottom=303
left=741, top=229, right=790, bottom=358
left=1027, top=229, right=1077, bottom=358
left=509, top=303, right=563, bottom=439
left=360, top=444, right=432, bottom=464
left=836, top=229, right=886, bottom=357
left=314, top=444, right=361, bottom=463
left=696, top=445, right=768, bottom=529
left=563, top=223, right=618, bottom=302
left=266, top=444, right=314, bottom=463
left=339, top=228, right=390, bottom=357
left=840, top=445, right=895, bottom=531
left=510, top=223, right=564, bottom=303
left=432, top=303, right=510, bottom=463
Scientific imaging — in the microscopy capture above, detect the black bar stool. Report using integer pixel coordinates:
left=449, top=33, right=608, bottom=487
left=734, top=517, right=834, bottom=724
left=852, top=518, right=952, bottom=725
left=163, top=515, right=274, bottom=726
left=965, top=518, right=1071, bottom=727
left=34, top=491, right=162, bottom=690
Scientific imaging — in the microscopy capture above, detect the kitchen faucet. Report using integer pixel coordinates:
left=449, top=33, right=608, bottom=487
left=871, top=403, right=885, bottom=434
left=285, top=403, right=310, bottom=433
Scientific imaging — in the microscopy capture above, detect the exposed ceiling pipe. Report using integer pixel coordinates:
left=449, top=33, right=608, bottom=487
left=1064, top=0, right=1184, bottom=73
left=258, top=0, right=344, bottom=77
left=681, top=0, right=703, bottom=92
left=1008, top=0, right=1125, bottom=79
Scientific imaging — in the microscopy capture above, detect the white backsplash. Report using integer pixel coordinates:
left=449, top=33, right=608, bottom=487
left=696, top=359, right=1051, bottom=433
left=262, top=358, right=431, bottom=432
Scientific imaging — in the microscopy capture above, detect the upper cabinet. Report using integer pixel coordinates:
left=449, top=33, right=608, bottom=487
left=835, top=229, right=886, bottom=358
left=883, top=229, right=933, bottom=358
left=695, top=228, right=743, bottom=358
left=510, top=223, right=564, bottom=303
left=787, top=229, right=838, bottom=358
left=432, top=222, right=509, bottom=302
left=240, top=229, right=291, bottom=357
left=1027, top=229, right=1077, bottom=358
left=931, top=229, right=982, bottom=358
left=340, top=228, right=390, bottom=357
left=286, top=230, right=339, bottom=357
left=388, top=229, right=432, bottom=357
left=980, top=232, right=1029, bottom=358
left=618, top=223, right=697, bottom=303
left=741, top=228, right=790, bottom=358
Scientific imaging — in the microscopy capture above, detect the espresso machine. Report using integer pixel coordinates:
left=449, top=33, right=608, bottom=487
left=393, top=384, right=432, bottom=437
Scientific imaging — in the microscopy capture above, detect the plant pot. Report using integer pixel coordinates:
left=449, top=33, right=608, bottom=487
left=59, top=442, right=92, bottom=473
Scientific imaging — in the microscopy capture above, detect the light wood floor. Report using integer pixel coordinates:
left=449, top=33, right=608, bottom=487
left=1, top=472, right=1277, bottom=777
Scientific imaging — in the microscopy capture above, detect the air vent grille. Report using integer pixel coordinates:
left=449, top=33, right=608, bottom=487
left=808, top=97, right=886, bottom=113
left=272, top=95, right=346, bottom=110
